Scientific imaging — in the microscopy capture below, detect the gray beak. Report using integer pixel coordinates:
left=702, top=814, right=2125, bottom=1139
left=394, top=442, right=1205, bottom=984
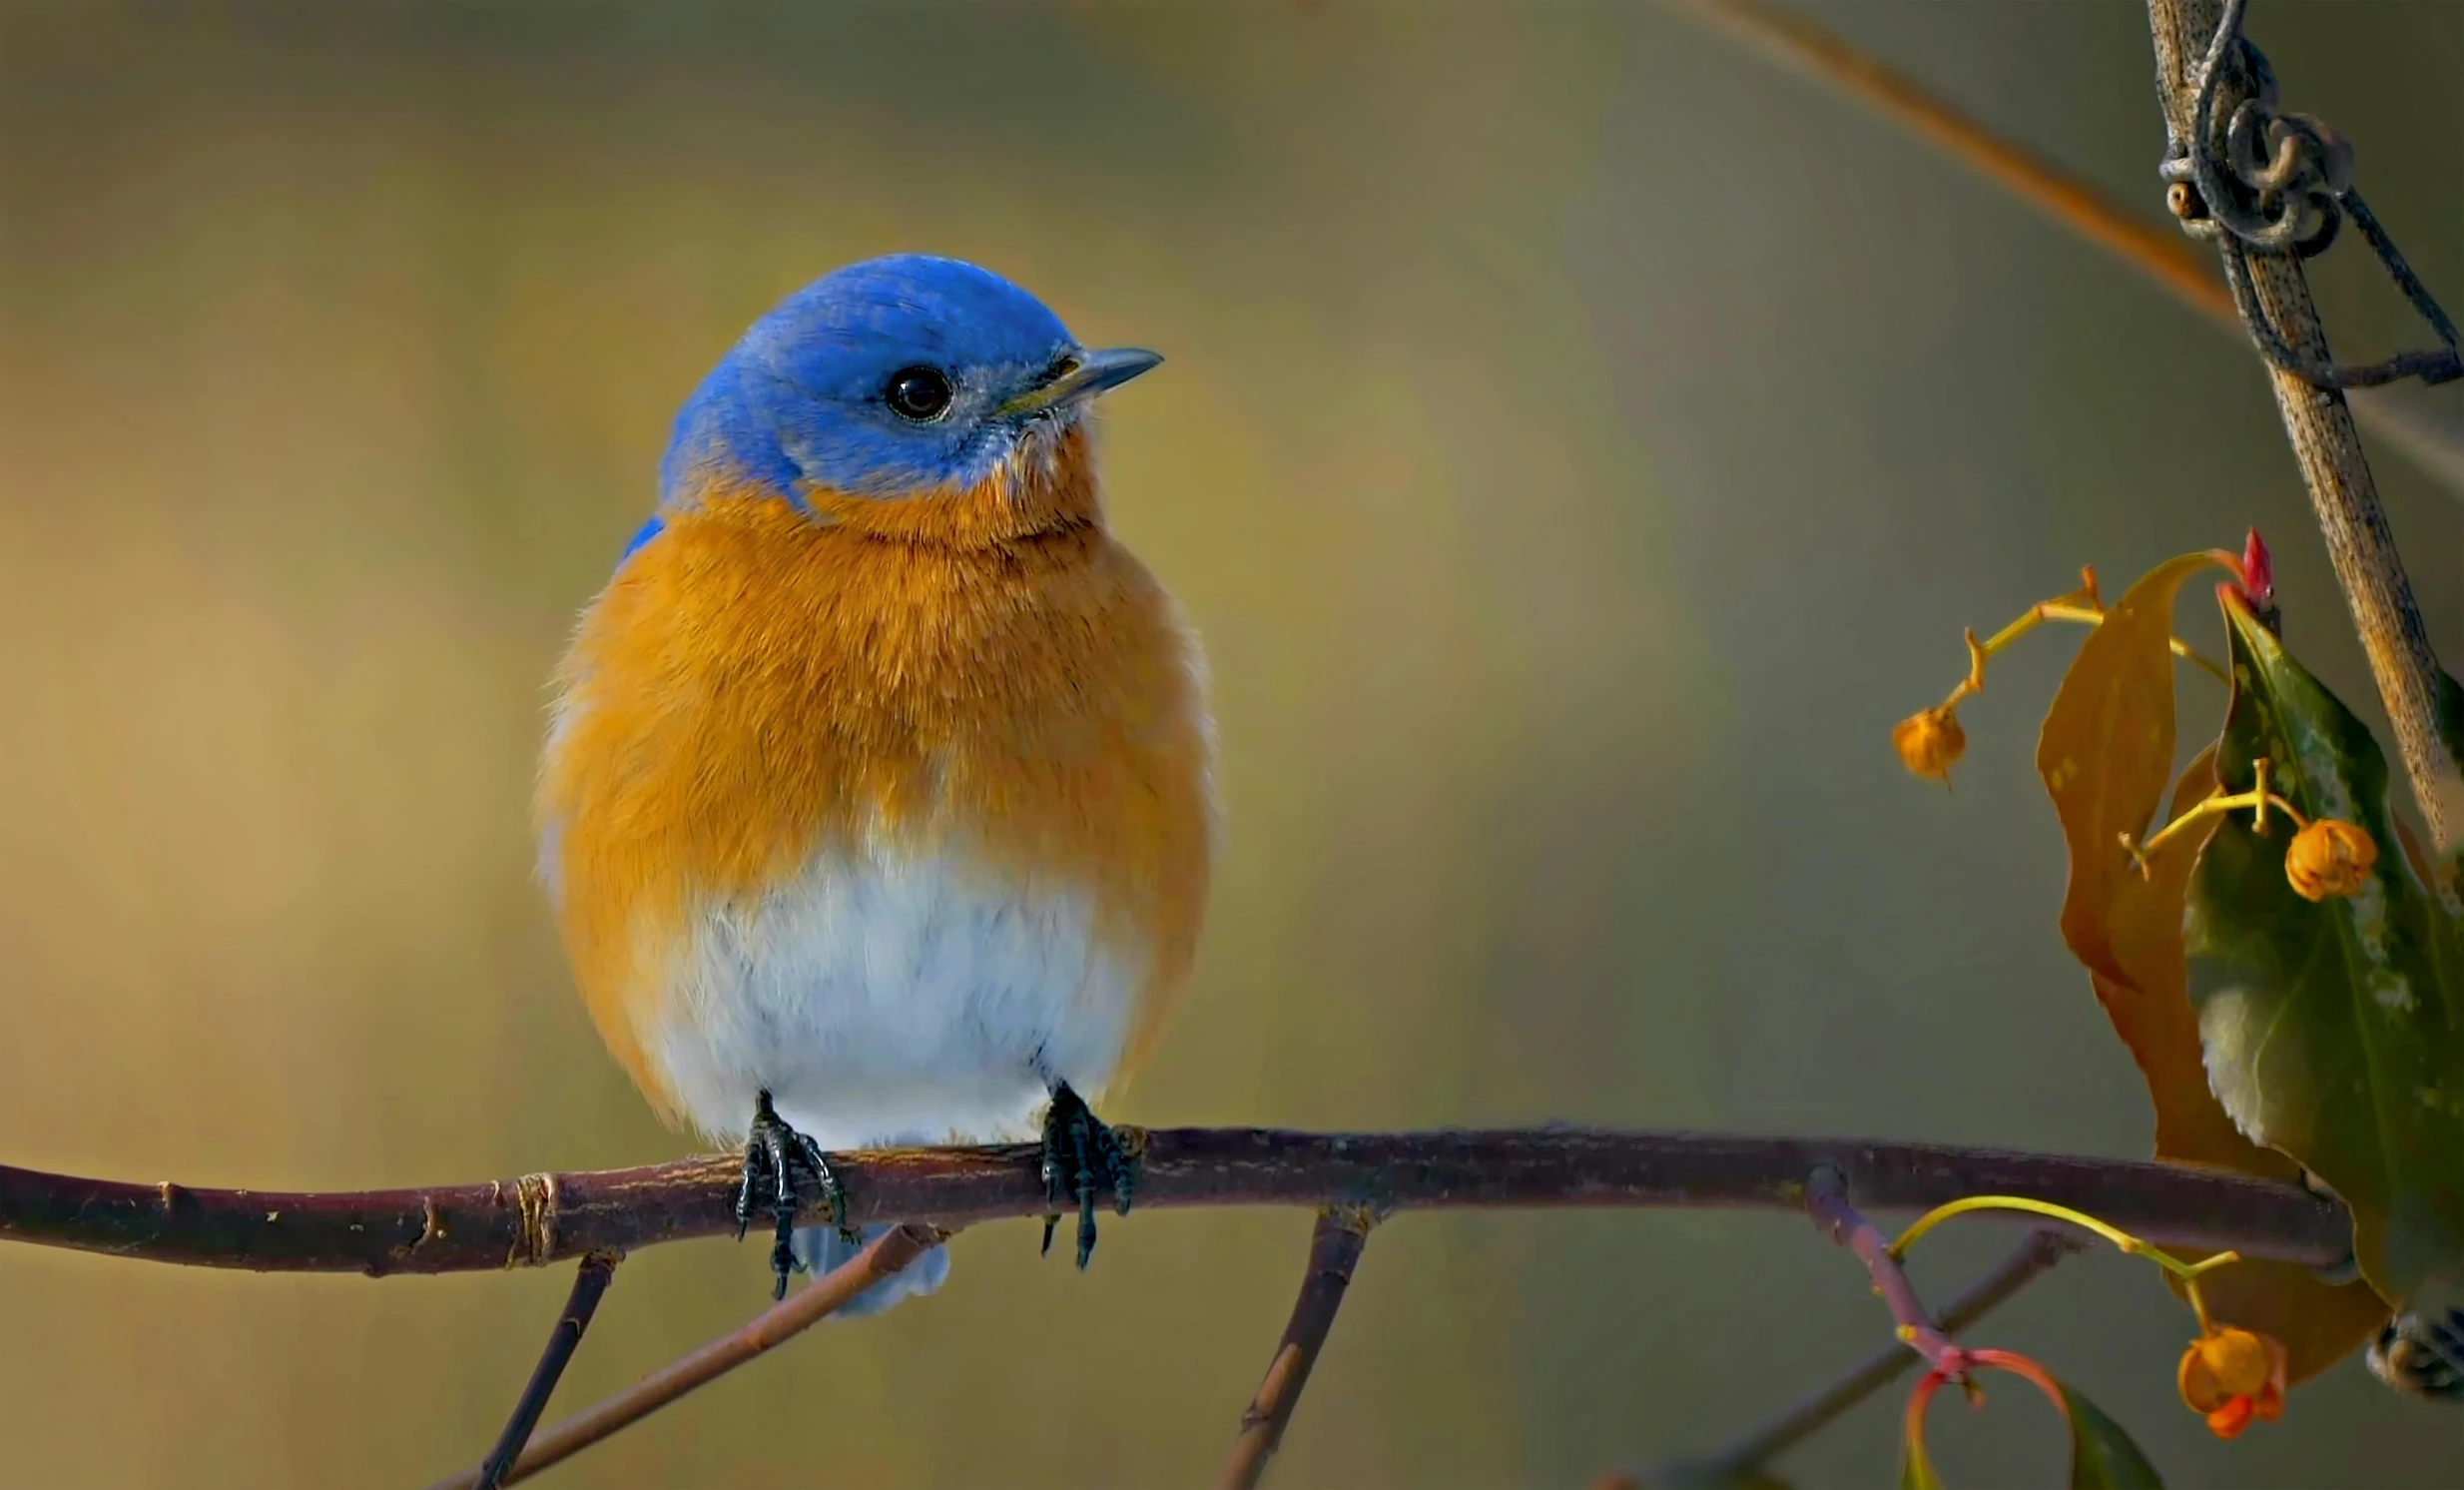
left=1000, top=347, right=1164, bottom=416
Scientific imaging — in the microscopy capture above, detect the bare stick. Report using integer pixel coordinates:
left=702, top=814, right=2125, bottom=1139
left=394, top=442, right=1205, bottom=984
left=0, top=1128, right=2354, bottom=1276
left=422, top=1224, right=946, bottom=1490
left=1661, top=0, right=2464, bottom=505
left=1804, top=1167, right=1970, bottom=1378
left=1663, top=1229, right=2081, bottom=1484
left=1218, top=1205, right=1379, bottom=1490
left=1671, top=0, right=2217, bottom=313
left=465, top=1250, right=619, bottom=1490
left=2145, top=0, right=2464, bottom=851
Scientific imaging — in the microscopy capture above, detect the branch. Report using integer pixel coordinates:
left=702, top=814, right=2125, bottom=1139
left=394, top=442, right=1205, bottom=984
left=2145, top=0, right=2464, bottom=852
left=1804, top=1167, right=1971, bottom=1380
left=1670, top=0, right=2216, bottom=314
left=424, top=1223, right=948, bottom=1490
left=469, top=1250, right=619, bottom=1490
left=1660, top=0, right=2464, bottom=507
left=0, top=1128, right=2354, bottom=1275
left=1219, top=1205, right=1379, bottom=1490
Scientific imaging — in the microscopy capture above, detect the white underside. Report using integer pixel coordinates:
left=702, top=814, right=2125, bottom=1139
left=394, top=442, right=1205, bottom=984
left=642, top=840, right=1144, bottom=1151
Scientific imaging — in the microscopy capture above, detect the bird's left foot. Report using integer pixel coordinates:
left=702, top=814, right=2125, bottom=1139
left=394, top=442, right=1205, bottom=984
left=1038, top=1082, right=1137, bottom=1269
left=734, top=1090, right=857, bottom=1300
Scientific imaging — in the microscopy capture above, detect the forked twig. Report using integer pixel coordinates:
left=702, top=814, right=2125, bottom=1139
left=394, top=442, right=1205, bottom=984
left=1649, top=1228, right=2081, bottom=1485
left=1219, top=1205, right=1380, bottom=1490
left=422, top=1223, right=948, bottom=1490
left=1804, top=1167, right=1970, bottom=1379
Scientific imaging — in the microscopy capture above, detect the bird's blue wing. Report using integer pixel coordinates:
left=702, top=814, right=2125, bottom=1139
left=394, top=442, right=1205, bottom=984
left=618, top=514, right=665, bottom=567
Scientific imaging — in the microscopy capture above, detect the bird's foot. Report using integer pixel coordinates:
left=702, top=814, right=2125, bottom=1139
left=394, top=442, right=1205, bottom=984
left=733, top=1090, right=855, bottom=1300
left=1038, top=1082, right=1137, bottom=1269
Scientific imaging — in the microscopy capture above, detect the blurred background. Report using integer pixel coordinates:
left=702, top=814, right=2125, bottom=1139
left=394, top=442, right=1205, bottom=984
left=3, top=2, right=2461, bottom=1486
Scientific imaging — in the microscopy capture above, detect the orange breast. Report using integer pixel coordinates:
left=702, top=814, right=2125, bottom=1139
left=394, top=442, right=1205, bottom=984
left=537, top=436, right=1213, bottom=1123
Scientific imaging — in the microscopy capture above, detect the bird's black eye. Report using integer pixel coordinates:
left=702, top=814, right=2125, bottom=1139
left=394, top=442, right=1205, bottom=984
left=884, top=366, right=953, bottom=421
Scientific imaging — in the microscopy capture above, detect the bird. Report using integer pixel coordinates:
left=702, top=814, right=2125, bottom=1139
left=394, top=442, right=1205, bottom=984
left=535, top=253, right=1215, bottom=1308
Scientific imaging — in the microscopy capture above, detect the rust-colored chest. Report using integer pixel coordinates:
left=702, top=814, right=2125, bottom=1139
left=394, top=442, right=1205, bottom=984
left=538, top=490, right=1214, bottom=1113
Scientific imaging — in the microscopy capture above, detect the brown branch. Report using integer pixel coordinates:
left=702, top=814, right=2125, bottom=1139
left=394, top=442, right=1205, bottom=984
left=2146, top=2, right=2464, bottom=852
left=423, top=1223, right=947, bottom=1490
left=1671, top=0, right=2219, bottom=315
left=1218, top=1205, right=1379, bottom=1490
left=0, top=1127, right=2354, bottom=1275
left=1661, top=0, right=2464, bottom=506
left=467, top=1250, right=619, bottom=1490
left=1665, top=1228, right=2081, bottom=1484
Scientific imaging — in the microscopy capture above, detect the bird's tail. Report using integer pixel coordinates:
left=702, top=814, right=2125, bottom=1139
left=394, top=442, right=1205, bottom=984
left=792, top=1223, right=951, bottom=1317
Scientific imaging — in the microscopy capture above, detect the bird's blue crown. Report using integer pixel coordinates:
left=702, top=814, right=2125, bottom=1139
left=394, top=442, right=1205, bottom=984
left=659, top=254, right=1081, bottom=509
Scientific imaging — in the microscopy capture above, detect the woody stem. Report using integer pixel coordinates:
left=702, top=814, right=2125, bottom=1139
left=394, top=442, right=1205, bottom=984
left=424, top=1224, right=948, bottom=1490
left=2145, top=0, right=2464, bottom=855
left=467, top=1250, right=620, bottom=1490
left=0, top=1127, right=2355, bottom=1275
left=1804, top=1167, right=1969, bottom=1380
left=1218, top=1205, right=1379, bottom=1490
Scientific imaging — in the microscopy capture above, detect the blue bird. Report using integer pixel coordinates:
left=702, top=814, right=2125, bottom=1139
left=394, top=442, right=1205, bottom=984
left=538, top=255, right=1215, bottom=1308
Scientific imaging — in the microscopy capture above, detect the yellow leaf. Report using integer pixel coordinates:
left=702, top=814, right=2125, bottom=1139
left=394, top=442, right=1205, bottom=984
left=2037, top=554, right=2387, bottom=1381
left=2040, top=552, right=2218, bottom=987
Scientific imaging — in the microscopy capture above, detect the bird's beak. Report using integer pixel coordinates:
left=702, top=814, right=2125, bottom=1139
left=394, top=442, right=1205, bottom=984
left=1001, top=347, right=1163, bottom=417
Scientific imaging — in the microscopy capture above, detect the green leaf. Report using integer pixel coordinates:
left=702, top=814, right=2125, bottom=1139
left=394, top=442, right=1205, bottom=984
left=2185, top=593, right=2464, bottom=1305
left=2058, top=1380, right=2164, bottom=1489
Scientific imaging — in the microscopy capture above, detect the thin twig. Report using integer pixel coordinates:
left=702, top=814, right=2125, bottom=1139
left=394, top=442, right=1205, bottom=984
left=1660, top=0, right=2464, bottom=506
left=0, top=1127, right=2353, bottom=1275
left=1218, top=1205, right=1379, bottom=1490
left=1660, top=1229, right=2081, bottom=1485
left=1670, top=0, right=2219, bottom=313
left=467, top=1250, right=619, bottom=1490
left=423, top=1223, right=947, bottom=1490
left=1803, top=1167, right=1969, bottom=1379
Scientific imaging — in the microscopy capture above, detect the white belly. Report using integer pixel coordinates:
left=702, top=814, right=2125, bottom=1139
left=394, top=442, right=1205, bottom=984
left=642, top=841, right=1145, bottom=1150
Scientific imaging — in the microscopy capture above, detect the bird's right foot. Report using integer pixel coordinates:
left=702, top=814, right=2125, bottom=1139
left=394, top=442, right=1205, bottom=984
left=1037, top=1082, right=1137, bottom=1270
left=734, top=1090, right=854, bottom=1300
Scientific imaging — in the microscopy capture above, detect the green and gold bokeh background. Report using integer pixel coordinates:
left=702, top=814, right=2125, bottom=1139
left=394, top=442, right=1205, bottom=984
left=3, top=3, right=2461, bottom=1486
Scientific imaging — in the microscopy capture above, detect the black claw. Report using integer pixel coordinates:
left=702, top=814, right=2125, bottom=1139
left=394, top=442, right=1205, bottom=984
left=1070, top=1106, right=1097, bottom=1268
left=1037, top=1083, right=1138, bottom=1271
left=732, top=1091, right=850, bottom=1300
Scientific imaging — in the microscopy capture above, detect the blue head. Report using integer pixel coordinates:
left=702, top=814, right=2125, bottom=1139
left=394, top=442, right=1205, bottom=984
left=657, top=255, right=1160, bottom=510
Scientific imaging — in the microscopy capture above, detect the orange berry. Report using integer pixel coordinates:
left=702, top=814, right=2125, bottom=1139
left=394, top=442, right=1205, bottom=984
left=2203, top=1327, right=2275, bottom=1396
left=2178, top=1336, right=2226, bottom=1413
left=2179, top=1327, right=2290, bottom=1438
left=1893, top=706, right=1966, bottom=783
left=2285, top=817, right=2376, bottom=901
